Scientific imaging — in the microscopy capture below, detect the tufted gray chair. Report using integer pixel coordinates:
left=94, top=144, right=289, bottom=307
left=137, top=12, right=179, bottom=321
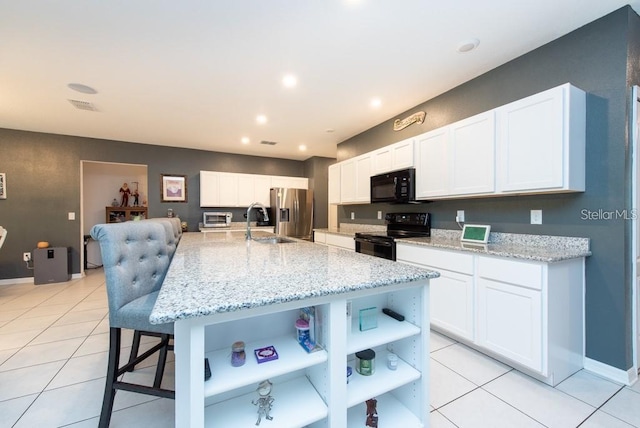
left=144, top=218, right=178, bottom=259
left=90, top=221, right=174, bottom=428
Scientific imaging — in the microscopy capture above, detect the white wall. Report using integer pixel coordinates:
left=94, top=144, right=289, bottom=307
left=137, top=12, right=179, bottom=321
left=82, top=161, right=147, bottom=268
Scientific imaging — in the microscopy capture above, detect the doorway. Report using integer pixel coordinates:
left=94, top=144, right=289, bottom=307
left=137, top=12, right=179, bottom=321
left=80, top=161, right=148, bottom=273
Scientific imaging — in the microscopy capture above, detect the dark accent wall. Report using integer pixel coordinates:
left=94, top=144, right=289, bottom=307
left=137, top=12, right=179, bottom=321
left=0, top=129, right=331, bottom=280
left=337, top=7, right=636, bottom=371
left=304, top=156, right=335, bottom=230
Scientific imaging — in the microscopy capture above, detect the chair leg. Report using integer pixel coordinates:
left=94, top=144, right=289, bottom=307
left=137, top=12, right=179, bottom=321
left=127, top=330, right=142, bottom=372
left=99, top=327, right=121, bottom=428
left=153, top=334, right=170, bottom=388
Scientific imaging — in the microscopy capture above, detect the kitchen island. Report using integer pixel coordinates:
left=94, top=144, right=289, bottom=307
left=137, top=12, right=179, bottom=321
left=150, top=231, right=438, bottom=427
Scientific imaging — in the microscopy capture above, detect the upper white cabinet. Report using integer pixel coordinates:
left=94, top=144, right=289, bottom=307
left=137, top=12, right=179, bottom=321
left=340, top=153, right=371, bottom=204
left=200, top=171, right=307, bottom=207
left=416, top=111, right=495, bottom=199
left=496, top=83, right=585, bottom=194
left=200, top=171, right=221, bottom=207
left=271, top=176, right=309, bottom=190
left=328, top=164, right=341, bottom=204
left=449, top=111, right=496, bottom=195
left=415, top=128, right=450, bottom=198
left=371, top=137, right=415, bottom=174
left=355, top=154, right=371, bottom=202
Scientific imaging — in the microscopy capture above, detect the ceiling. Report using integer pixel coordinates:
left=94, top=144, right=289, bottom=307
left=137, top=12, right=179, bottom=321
left=1, top=1, right=639, bottom=161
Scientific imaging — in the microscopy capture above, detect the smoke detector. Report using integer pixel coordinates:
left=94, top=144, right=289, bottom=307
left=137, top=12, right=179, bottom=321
left=260, top=140, right=277, bottom=145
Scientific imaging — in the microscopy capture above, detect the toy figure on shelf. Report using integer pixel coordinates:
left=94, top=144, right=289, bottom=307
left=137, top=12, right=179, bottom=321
left=132, top=189, right=140, bottom=206
left=119, top=183, right=131, bottom=207
left=365, top=398, right=378, bottom=427
left=252, top=380, right=274, bottom=426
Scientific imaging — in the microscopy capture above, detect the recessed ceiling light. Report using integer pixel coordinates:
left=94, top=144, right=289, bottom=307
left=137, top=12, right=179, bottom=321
left=256, top=115, right=268, bottom=124
left=282, top=74, right=298, bottom=88
left=370, top=97, right=382, bottom=108
left=299, top=145, right=307, bottom=151
left=241, top=137, right=250, bottom=144
left=457, top=38, right=480, bottom=53
left=67, top=83, right=97, bottom=94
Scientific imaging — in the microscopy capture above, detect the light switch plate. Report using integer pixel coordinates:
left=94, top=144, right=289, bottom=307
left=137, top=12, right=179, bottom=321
left=377, top=211, right=382, bottom=220
left=68, top=212, right=76, bottom=220
left=531, top=209, right=542, bottom=224
left=351, top=212, right=355, bottom=220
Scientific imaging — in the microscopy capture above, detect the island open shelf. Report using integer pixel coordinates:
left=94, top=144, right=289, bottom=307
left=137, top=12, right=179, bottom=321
left=347, top=349, right=421, bottom=408
left=204, top=335, right=327, bottom=397
left=347, top=392, right=423, bottom=428
left=347, top=313, right=421, bottom=355
left=204, top=376, right=328, bottom=427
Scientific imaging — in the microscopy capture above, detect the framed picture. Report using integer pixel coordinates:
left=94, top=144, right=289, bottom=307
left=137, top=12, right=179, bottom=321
left=0, top=173, right=6, bottom=199
left=161, top=174, right=187, bottom=203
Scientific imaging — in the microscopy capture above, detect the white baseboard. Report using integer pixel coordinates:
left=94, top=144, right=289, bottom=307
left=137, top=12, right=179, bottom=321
left=0, top=273, right=84, bottom=286
left=584, top=357, right=638, bottom=386
left=0, top=277, right=33, bottom=286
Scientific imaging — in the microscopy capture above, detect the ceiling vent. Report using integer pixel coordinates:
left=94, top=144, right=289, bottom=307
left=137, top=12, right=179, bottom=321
left=68, top=99, right=98, bottom=111
left=260, top=140, right=277, bottom=146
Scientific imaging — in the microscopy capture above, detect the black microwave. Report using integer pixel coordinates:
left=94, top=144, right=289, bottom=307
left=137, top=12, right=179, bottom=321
left=370, top=168, right=416, bottom=203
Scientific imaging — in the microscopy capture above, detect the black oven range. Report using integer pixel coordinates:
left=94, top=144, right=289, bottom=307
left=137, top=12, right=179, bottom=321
left=354, top=212, right=431, bottom=261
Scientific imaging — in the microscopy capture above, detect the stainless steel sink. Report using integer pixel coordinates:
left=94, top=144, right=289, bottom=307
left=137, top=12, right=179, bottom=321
left=252, top=237, right=296, bottom=244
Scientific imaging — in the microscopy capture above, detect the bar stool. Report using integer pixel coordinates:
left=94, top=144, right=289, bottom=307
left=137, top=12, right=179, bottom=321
left=90, top=221, right=174, bottom=428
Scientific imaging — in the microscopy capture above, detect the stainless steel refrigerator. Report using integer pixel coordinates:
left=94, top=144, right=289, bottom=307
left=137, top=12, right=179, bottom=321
left=270, top=188, right=314, bottom=240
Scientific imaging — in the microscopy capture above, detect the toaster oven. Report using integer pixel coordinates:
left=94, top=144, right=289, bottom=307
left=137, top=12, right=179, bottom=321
left=202, top=212, right=232, bottom=228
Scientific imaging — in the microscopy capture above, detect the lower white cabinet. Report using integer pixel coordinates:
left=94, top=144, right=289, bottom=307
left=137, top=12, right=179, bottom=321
left=314, top=231, right=327, bottom=244
left=396, top=246, right=474, bottom=341
left=396, top=242, right=584, bottom=386
left=189, top=284, right=429, bottom=427
left=477, top=277, right=543, bottom=371
left=314, top=232, right=355, bottom=251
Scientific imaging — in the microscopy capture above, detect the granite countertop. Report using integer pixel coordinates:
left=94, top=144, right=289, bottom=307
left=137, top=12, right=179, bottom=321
left=399, top=230, right=591, bottom=263
left=150, top=231, right=438, bottom=324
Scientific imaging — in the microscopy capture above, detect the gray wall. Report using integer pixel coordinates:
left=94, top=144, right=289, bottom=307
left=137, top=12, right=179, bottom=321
left=0, top=129, right=332, bottom=279
left=337, top=7, right=636, bottom=371
left=304, top=156, right=335, bottom=230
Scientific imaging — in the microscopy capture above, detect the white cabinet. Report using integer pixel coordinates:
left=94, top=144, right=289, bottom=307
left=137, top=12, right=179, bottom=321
left=449, top=111, right=495, bottom=195
left=200, top=171, right=221, bottom=207
left=218, top=173, right=240, bottom=206
left=371, top=137, right=415, bottom=174
left=314, top=231, right=354, bottom=251
left=415, top=111, right=495, bottom=199
left=328, top=164, right=341, bottom=204
left=339, top=159, right=356, bottom=203
left=415, top=128, right=450, bottom=198
left=325, top=233, right=355, bottom=251
left=182, top=282, right=429, bottom=427
left=314, top=230, right=327, bottom=244
left=354, top=154, right=371, bottom=202
left=396, top=245, right=475, bottom=341
left=200, top=171, right=307, bottom=207
left=496, top=83, right=585, bottom=194
left=271, top=176, right=308, bottom=189
left=253, top=174, right=273, bottom=206
left=396, top=243, right=585, bottom=386
left=339, top=154, right=371, bottom=204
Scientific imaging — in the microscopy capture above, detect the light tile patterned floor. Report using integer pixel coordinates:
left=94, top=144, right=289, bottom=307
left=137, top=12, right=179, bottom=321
left=0, top=270, right=639, bottom=427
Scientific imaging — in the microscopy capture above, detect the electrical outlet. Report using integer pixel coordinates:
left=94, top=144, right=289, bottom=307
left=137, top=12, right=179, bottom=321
left=456, top=210, right=465, bottom=223
left=531, top=209, right=543, bottom=225
left=23, top=252, right=31, bottom=262
left=377, top=211, right=382, bottom=220
left=350, top=212, right=355, bottom=220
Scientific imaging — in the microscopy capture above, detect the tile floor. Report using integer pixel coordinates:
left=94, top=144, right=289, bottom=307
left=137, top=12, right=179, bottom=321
left=1, top=269, right=639, bottom=427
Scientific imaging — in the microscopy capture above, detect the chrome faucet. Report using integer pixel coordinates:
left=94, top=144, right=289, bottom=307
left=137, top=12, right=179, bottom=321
left=246, top=202, right=269, bottom=240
